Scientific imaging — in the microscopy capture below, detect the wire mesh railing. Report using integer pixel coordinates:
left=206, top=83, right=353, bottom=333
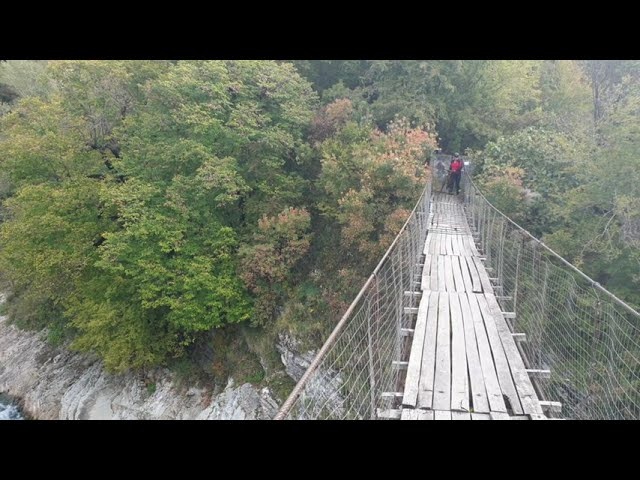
left=462, top=173, right=640, bottom=420
left=276, top=154, right=640, bottom=420
left=274, top=181, right=432, bottom=419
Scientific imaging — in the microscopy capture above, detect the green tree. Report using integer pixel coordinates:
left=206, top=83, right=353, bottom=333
left=239, top=207, right=312, bottom=325
left=317, top=103, right=437, bottom=265
left=0, top=60, right=320, bottom=372
left=0, top=96, right=106, bottom=195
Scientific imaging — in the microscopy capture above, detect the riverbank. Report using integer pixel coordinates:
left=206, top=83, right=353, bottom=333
left=0, top=393, right=23, bottom=420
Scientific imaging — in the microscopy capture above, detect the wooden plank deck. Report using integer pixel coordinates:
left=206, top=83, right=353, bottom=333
left=417, top=292, right=440, bottom=409
left=449, top=292, right=469, bottom=412
left=432, top=292, right=451, bottom=410
left=458, top=292, right=490, bottom=413
left=402, top=292, right=431, bottom=408
left=400, top=191, right=547, bottom=421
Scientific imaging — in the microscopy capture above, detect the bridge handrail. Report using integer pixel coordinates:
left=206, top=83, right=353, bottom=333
left=275, top=157, right=640, bottom=420
left=464, top=173, right=640, bottom=317
left=275, top=179, right=432, bottom=419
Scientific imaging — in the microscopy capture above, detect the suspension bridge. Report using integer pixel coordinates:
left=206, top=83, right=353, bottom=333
left=275, top=155, right=640, bottom=420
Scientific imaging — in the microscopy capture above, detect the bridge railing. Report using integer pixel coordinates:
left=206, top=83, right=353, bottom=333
left=275, top=180, right=432, bottom=419
left=463, top=173, right=640, bottom=419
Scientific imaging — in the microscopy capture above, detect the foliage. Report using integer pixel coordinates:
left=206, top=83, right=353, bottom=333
left=478, top=166, right=528, bottom=223
left=0, top=60, right=51, bottom=103
left=291, top=61, right=370, bottom=94
left=3, top=58, right=640, bottom=380
left=297, top=60, right=546, bottom=152
left=319, top=114, right=437, bottom=264
left=0, top=60, right=319, bottom=371
left=475, top=127, right=585, bottom=236
left=239, top=207, right=312, bottom=325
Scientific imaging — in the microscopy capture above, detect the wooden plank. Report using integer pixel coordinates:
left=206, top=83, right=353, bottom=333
left=402, top=292, right=431, bottom=407
left=451, top=255, right=465, bottom=292
left=475, top=294, right=523, bottom=415
left=433, top=233, right=441, bottom=257
left=449, top=234, right=457, bottom=254
left=470, top=237, right=480, bottom=256
left=484, top=293, right=544, bottom=416
left=432, top=231, right=440, bottom=253
left=400, top=328, right=414, bottom=337
left=473, top=256, right=494, bottom=294
left=434, top=410, right=452, bottom=420
left=529, top=413, right=548, bottom=420
left=423, top=234, right=433, bottom=255
left=437, top=254, right=446, bottom=292
left=421, top=254, right=433, bottom=291
left=460, top=233, right=470, bottom=253
left=430, top=233, right=438, bottom=256
left=526, top=369, right=551, bottom=379
left=458, top=254, right=474, bottom=292
left=430, top=251, right=439, bottom=291
left=401, top=409, right=419, bottom=420
left=450, top=234, right=458, bottom=254
left=539, top=401, right=562, bottom=414
left=440, top=233, right=448, bottom=255
left=469, top=235, right=478, bottom=255
left=471, top=413, right=491, bottom=420
left=445, top=234, right=452, bottom=255
left=407, top=289, right=423, bottom=298
left=452, top=411, right=472, bottom=420
left=463, top=256, right=483, bottom=293
left=392, top=361, right=409, bottom=369
left=490, top=412, right=511, bottom=420
left=510, top=415, right=530, bottom=420
left=458, top=292, right=490, bottom=413
left=451, top=235, right=460, bottom=256
left=460, top=235, right=473, bottom=256
left=381, top=392, right=404, bottom=398
left=449, top=293, right=469, bottom=412
left=416, top=410, right=434, bottom=420
left=417, top=292, right=440, bottom=409
left=432, top=292, right=451, bottom=411
left=466, top=293, right=507, bottom=412
left=468, top=234, right=478, bottom=255
left=464, top=234, right=480, bottom=256
left=455, top=235, right=466, bottom=256
left=454, top=235, right=466, bottom=256
left=376, top=409, right=401, bottom=419
left=511, top=332, right=527, bottom=342
left=443, top=255, right=456, bottom=292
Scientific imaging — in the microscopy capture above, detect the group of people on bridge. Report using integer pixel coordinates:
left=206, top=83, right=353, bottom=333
left=426, top=151, right=465, bottom=195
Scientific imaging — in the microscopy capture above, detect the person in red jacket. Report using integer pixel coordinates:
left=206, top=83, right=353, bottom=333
left=448, top=153, right=463, bottom=194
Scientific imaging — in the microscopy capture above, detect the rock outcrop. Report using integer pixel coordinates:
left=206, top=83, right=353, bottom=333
left=0, top=295, right=279, bottom=420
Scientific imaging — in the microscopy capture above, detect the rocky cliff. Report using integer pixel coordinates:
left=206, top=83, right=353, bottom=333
left=0, top=295, right=294, bottom=419
left=0, top=291, right=325, bottom=420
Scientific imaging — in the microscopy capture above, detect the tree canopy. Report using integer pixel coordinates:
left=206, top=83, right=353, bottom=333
left=1, top=59, right=638, bottom=376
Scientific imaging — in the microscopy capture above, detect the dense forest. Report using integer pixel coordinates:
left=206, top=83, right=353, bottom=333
left=0, top=60, right=638, bottom=391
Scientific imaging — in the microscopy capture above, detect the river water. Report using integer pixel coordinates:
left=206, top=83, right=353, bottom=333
left=0, top=393, right=24, bottom=420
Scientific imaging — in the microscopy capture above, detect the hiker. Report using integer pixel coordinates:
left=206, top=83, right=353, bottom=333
left=448, top=153, right=463, bottom=194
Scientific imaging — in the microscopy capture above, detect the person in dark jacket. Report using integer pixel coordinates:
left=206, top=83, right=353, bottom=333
left=448, top=153, right=463, bottom=194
